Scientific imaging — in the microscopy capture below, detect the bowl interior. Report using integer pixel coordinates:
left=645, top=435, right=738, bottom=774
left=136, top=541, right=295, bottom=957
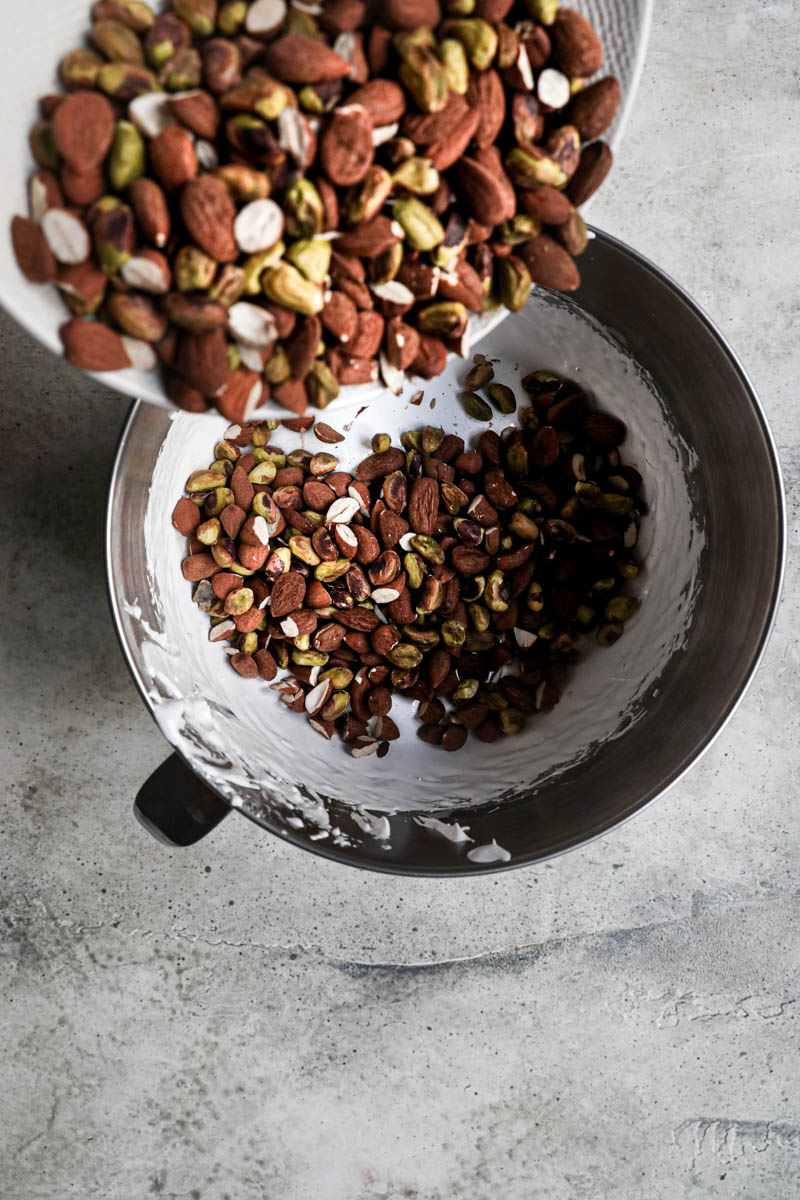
left=1, top=0, right=651, bottom=412
left=107, top=232, right=784, bottom=873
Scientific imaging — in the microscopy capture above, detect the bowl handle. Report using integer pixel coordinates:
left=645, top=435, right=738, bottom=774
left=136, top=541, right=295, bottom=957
left=134, top=754, right=230, bottom=846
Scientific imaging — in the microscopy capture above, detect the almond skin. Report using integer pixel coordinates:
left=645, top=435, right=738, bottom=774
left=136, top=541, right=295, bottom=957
left=428, top=106, right=480, bottom=172
left=128, top=178, right=171, bottom=248
left=149, top=126, right=198, bottom=192
left=264, top=33, right=351, bottom=83
left=566, top=141, right=613, bottom=207
left=51, top=92, right=115, bottom=170
left=60, top=318, right=133, bottom=370
left=455, top=151, right=516, bottom=226
left=519, top=235, right=580, bottom=292
left=320, top=105, right=374, bottom=186
left=379, top=0, right=441, bottom=29
left=517, top=185, right=573, bottom=226
left=168, top=89, right=221, bottom=140
left=11, top=216, right=57, bottom=283
left=176, top=327, right=230, bottom=394
left=347, top=79, right=406, bottom=125
left=216, top=367, right=264, bottom=422
left=551, top=7, right=604, bottom=77
left=567, top=76, right=620, bottom=141
left=180, top=175, right=237, bottom=262
left=467, top=69, right=506, bottom=150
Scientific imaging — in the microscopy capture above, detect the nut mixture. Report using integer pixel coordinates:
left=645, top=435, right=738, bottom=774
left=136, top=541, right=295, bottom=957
left=173, top=363, right=645, bottom=756
left=12, top=0, right=619, bottom=417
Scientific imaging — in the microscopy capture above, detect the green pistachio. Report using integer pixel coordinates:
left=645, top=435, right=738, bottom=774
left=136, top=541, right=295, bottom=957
left=416, top=301, right=467, bottom=337
left=468, top=604, right=491, bottom=632
left=506, top=147, right=568, bottom=189
left=218, top=0, right=246, bottom=33
left=450, top=19, right=498, bottom=69
left=92, top=17, right=145, bottom=63
left=596, top=621, right=624, bottom=646
left=174, top=244, right=217, bottom=291
left=499, top=708, right=525, bottom=736
left=59, top=48, right=104, bottom=88
left=437, top=38, right=469, bottom=93
left=196, top=517, right=221, bottom=545
left=464, top=360, right=494, bottom=389
left=605, top=595, right=639, bottom=622
left=283, top=178, right=324, bottom=238
left=498, top=214, right=541, bottom=246
left=576, top=604, right=596, bottom=625
left=292, top=649, right=329, bottom=667
left=264, top=345, right=290, bottom=384
left=248, top=461, right=277, bottom=485
left=393, top=197, right=444, bottom=250
left=391, top=156, right=440, bottom=196
left=289, top=535, right=321, bottom=566
left=173, top=0, right=216, bottom=36
left=441, top=619, right=466, bottom=648
left=285, top=238, right=331, bottom=285
left=29, top=121, right=60, bottom=171
left=162, top=47, right=202, bottom=92
left=315, top=558, right=352, bottom=583
left=241, top=243, right=284, bottom=295
left=393, top=28, right=436, bottom=57
left=262, top=262, right=324, bottom=315
left=495, top=256, right=532, bottom=313
left=399, top=45, right=449, bottom=114
left=487, top=383, right=517, bottom=414
left=403, top=552, right=426, bottom=590
left=485, top=570, right=509, bottom=612
left=460, top=391, right=492, bottom=421
left=524, top=0, right=558, bottom=22
left=526, top=581, right=544, bottom=611
left=345, top=165, right=393, bottom=224
left=209, top=263, right=246, bottom=307
left=386, top=643, right=424, bottom=670
left=205, top=487, right=234, bottom=515
left=452, top=678, right=480, bottom=702
left=306, top=361, right=340, bottom=409
left=97, top=62, right=157, bottom=100
left=298, top=85, right=325, bottom=114
left=410, top=535, right=445, bottom=565
left=368, top=242, right=403, bottom=286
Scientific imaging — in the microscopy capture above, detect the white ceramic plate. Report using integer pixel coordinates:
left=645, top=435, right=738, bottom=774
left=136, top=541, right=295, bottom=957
left=0, top=0, right=652, bottom=413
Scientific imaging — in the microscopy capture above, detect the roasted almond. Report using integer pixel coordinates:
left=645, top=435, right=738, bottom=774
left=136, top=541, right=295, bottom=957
left=519, top=235, right=580, bottom=292
left=551, top=8, right=604, bottom=77
left=11, top=216, right=57, bottom=283
left=51, top=92, right=115, bottom=170
left=566, top=140, right=613, bottom=207
left=180, top=175, right=237, bottom=262
left=347, top=79, right=406, bottom=125
left=149, top=125, right=198, bottom=192
left=264, top=33, right=351, bottom=83
left=567, top=76, right=620, bottom=140
left=60, top=318, right=132, bottom=370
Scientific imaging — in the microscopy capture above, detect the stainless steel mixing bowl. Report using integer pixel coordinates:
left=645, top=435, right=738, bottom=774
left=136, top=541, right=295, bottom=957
left=106, top=230, right=785, bottom=874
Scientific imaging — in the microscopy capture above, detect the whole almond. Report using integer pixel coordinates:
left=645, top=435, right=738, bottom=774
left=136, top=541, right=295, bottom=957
left=451, top=546, right=490, bottom=575
left=347, top=79, right=406, bottom=125
left=270, top=571, right=307, bottom=618
left=11, top=216, right=57, bottom=283
left=165, top=372, right=209, bottom=412
left=437, top=259, right=483, bottom=310
left=356, top=448, right=405, bottom=483
left=216, top=367, right=264, bottom=422
left=402, top=90, right=468, bottom=146
left=314, top=423, right=345, bottom=444
left=566, top=141, right=613, bottom=206
left=320, top=105, right=374, bottom=186
left=517, top=185, right=572, bottom=225
left=411, top=334, right=447, bottom=379
left=172, top=497, right=201, bottom=536
left=335, top=214, right=403, bottom=258
left=149, top=125, right=198, bottom=192
left=168, top=89, right=221, bottom=140
left=60, top=163, right=105, bottom=207
left=51, top=92, right=115, bottom=170
left=322, top=290, right=359, bottom=344
left=182, top=553, right=219, bottom=581
left=455, top=151, right=516, bottom=226
left=467, top=69, right=506, bottom=150
left=180, top=175, right=237, bottom=262
left=567, top=76, right=620, bottom=140
left=273, top=378, right=308, bottom=413
left=128, top=178, right=171, bottom=247
left=60, top=318, right=132, bottom=370
left=408, top=476, right=439, bottom=536
left=176, top=327, right=230, bottom=394
left=428, top=106, right=480, bottom=173
left=264, top=33, right=351, bottom=83
left=349, top=311, right=384, bottom=357
left=379, top=0, right=441, bottom=29
left=335, top=607, right=380, bottom=632
left=551, top=8, right=604, bottom=77
left=519, top=235, right=580, bottom=291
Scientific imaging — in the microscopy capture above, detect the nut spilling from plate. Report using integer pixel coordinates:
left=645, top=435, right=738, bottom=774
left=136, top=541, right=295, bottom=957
left=173, top=364, right=645, bottom=756
left=12, top=0, right=619, bottom=416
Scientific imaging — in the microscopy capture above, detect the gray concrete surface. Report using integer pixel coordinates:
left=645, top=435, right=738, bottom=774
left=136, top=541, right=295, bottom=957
left=2, top=2, right=799, bottom=1196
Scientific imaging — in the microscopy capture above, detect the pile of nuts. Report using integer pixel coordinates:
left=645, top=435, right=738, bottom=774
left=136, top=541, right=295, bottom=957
left=12, top=0, right=619, bottom=417
left=172, top=364, right=645, bottom=756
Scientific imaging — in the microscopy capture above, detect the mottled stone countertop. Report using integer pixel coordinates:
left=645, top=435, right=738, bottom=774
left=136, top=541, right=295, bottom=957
left=2, top=2, right=799, bottom=1196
